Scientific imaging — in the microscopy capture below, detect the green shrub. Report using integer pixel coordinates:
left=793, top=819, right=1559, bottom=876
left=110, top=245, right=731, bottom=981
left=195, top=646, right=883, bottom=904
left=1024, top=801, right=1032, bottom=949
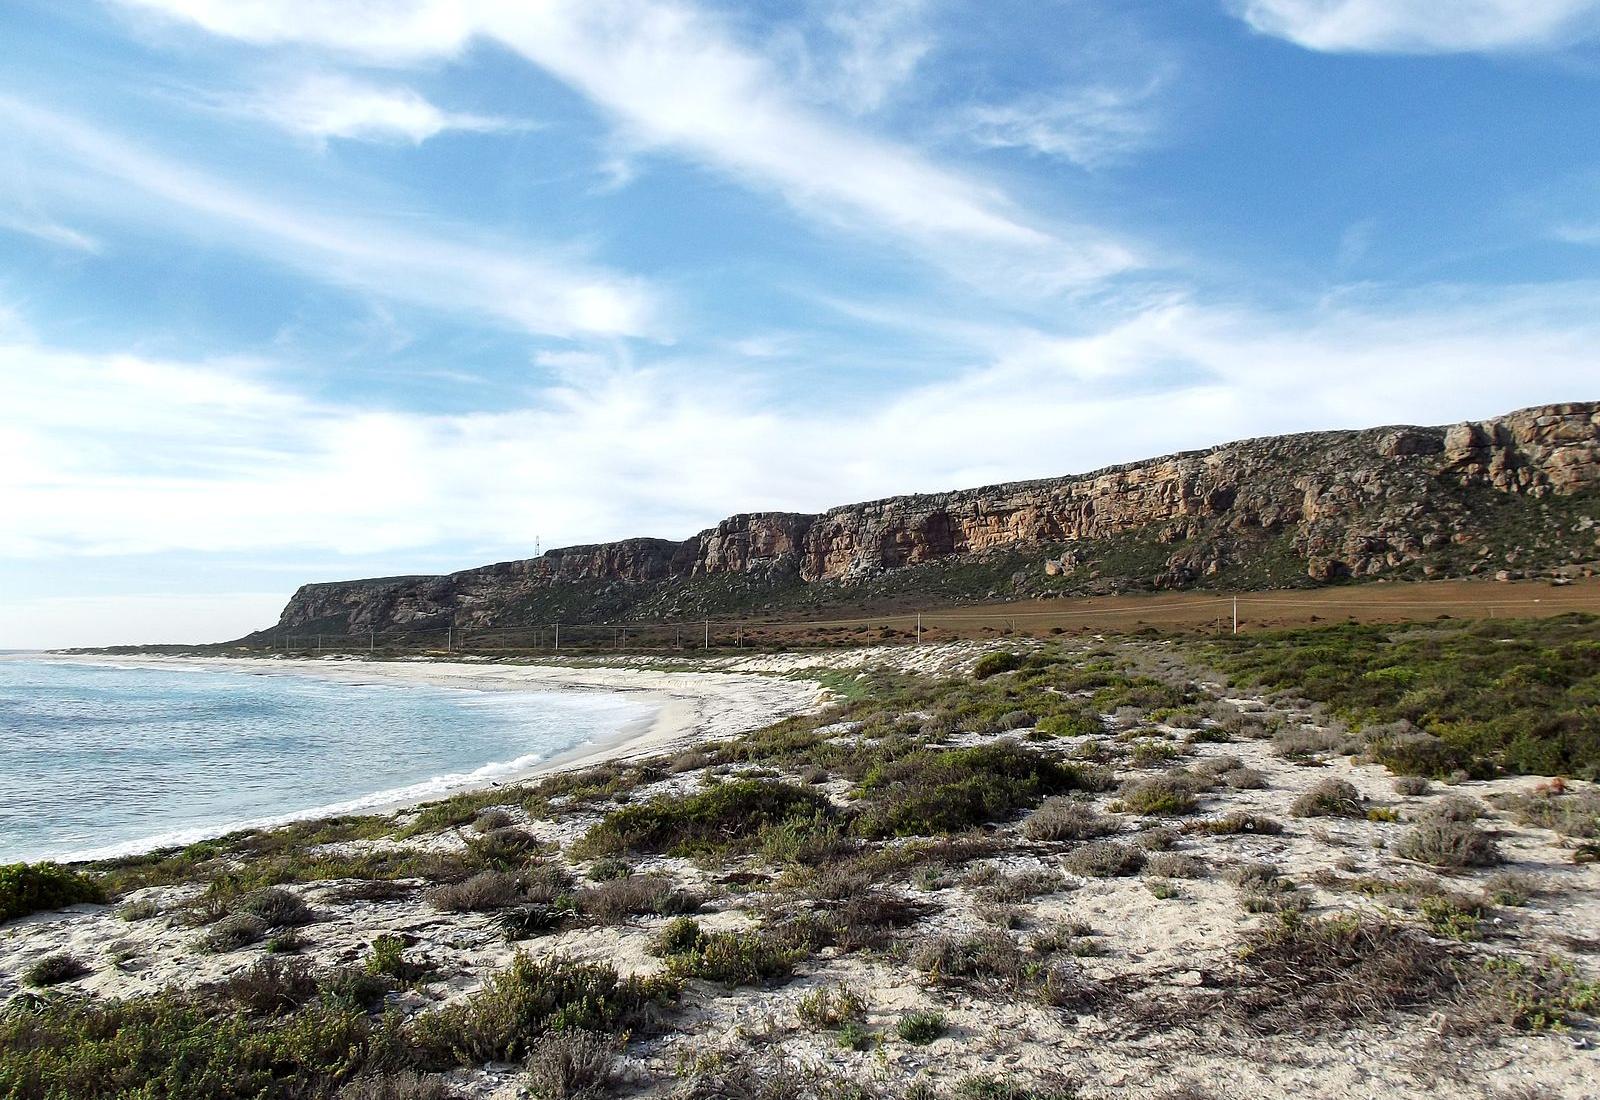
left=0, top=992, right=375, bottom=1099
left=974, top=652, right=1024, bottom=679
left=661, top=928, right=803, bottom=988
left=573, top=780, right=830, bottom=858
left=797, top=984, right=866, bottom=1030
left=854, top=742, right=1093, bottom=837
left=407, top=953, right=676, bottom=1067
left=0, top=862, right=103, bottom=923
left=1033, top=710, right=1104, bottom=738
left=585, top=857, right=632, bottom=882
left=1204, top=616, right=1600, bottom=779
left=897, top=1010, right=947, bottom=1044
left=22, top=952, right=89, bottom=988
left=366, top=934, right=408, bottom=979
left=199, top=912, right=268, bottom=954
left=1120, top=775, right=1198, bottom=816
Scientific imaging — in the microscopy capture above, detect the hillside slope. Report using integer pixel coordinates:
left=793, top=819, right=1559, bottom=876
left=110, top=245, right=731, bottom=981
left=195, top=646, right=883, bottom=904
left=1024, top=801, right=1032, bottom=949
left=251, top=401, right=1600, bottom=640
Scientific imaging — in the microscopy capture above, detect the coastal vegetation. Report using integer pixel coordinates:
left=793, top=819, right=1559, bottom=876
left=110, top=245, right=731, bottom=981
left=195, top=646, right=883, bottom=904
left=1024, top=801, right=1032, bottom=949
left=2, top=620, right=1598, bottom=1097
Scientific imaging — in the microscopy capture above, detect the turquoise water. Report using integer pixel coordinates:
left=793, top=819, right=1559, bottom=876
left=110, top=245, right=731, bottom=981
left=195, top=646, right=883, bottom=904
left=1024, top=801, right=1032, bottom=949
left=0, top=657, right=653, bottom=863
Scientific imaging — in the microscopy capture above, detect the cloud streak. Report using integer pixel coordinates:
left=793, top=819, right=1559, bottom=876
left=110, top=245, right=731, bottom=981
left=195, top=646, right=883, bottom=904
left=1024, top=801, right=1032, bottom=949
left=243, top=73, right=526, bottom=144
left=116, top=0, right=1139, bottom=289
left=1230, top=0, right=1600, bottom=54
left=0, top=96, right=660, bottom=338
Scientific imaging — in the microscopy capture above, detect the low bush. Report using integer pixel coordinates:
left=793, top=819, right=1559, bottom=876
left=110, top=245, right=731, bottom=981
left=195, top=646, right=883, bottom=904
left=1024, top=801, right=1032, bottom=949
left=1222, top=913, right=1463, bottom=1034
left=1393, top=776, right=1430, bottom=796
left=337, top=1072, right=452, bottom=1100
left=425, top=871, right=523, bottom=913
left=1394, top=820, right=1501, bottom=868
left=576, top=874, right=696, bottom=923
left=1033, top=709, right=1104, bottom=739
left=1220, top=767, right=1268, bottom=790
left=237, top=887, right=315, bottom=928
left=797, top=984, right=866, bottom=1030
left=0, top=991, right=376, bottom=1099
left=1291, top=779, right=1364, bottom=819
left=0, top=862, right=104, bottom=923
left=366, top=933, right=409, bottom=979
left=220, top=957, right=318, bottom=1016
left=661, top=927, right=804, bottom=988
left=1064, top=841, right=1145, bottom=878
left=1120, top=775, right=1199, bottom=816
left=1131, top=740, right=1180, bottom=767
left=473, top=808, right=515, bottom=832
left=408, top=953, right=675, bottom=1067
left=854, top=742, right=1097, bottom=838
left=199, top=912, right=268, bottom=953
left=318, top=967, right=393, bottom=1011
left=913, top=931, right=1025, bottom=985
left=523, top=1030, right=618, bottom=1100
left=1022, top=799, right=1119, bottom=842
left=574, top=780, right=830, bottom=858
left=584, top=857, right=631, bottom=882
left=22, top=952, right=89, bottom=988
left=1187, top=813, right=1282, bottom=836
left=1144, top=852, right=1206, bottom=878
left=1429, top=795, right=1487, bottom=822
left=897, top=1010, right=947, bottom=1045
left=974, top=651, right=1025, bottom=679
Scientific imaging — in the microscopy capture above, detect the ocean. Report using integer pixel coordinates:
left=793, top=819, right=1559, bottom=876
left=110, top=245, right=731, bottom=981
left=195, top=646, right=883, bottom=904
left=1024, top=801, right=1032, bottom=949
left=0, top=656, right=654, bottom=864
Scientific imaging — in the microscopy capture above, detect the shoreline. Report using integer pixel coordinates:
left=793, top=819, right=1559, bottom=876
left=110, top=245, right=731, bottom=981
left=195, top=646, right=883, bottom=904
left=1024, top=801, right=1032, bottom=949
left=28, top=653, right=825, bottom=864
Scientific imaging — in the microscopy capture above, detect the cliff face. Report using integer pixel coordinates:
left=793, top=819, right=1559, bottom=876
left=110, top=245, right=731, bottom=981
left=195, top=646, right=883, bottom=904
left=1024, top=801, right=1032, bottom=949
left=258, top=402, right=1600, bottom=637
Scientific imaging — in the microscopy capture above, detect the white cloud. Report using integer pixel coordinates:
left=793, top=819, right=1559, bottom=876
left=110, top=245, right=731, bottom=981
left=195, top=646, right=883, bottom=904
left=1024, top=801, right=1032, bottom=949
left=808, top=0, right=931, bottom=114
left=0, top=212, right=102, bottom=253
left=1230, top=0, right=1600, bottom=54
left=0, top=97, right=660, bottom=338
left=4, top=283, right=1596, bottom=571
left=247, top=73, right=522, bottom=144
left=963, top=78, right=1165, bottom=169
left=114, top=0, right=1139, bottom=289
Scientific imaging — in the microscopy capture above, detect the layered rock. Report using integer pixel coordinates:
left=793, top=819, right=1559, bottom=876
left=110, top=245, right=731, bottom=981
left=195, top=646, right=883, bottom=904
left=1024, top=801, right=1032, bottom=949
left=256, top=402, right=1600, bottom=637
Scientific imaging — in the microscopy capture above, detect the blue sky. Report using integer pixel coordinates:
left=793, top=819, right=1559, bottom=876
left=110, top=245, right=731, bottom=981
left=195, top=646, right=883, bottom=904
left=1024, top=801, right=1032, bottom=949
left=3, top=0, right=1600, bottom=647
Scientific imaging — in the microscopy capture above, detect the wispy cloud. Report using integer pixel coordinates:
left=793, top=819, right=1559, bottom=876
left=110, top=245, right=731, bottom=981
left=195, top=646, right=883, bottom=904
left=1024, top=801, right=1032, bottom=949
left=0, top=96, right=660, bottom=338
left=0, top=211, right=102, bottom=252
left=962, top=77, right=1167, bottom=169
left=1229, top=0, right=1600, bottom=54
left=241, top=73, right=527, bottom=145
left=115, top=0, right=1140, bottom=290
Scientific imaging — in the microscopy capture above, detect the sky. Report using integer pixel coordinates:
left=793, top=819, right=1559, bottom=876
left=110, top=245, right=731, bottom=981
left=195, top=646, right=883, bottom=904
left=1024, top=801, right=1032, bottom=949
left=3, top=0, right=1600, bottom=648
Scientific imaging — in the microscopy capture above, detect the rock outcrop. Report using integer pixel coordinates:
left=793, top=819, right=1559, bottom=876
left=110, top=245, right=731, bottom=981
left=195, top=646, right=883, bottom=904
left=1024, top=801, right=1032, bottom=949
left=254, top=402, right=1600, bottom=638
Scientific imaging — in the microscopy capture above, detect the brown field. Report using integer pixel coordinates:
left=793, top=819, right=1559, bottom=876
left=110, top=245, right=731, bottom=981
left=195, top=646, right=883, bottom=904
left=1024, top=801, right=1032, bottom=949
left=704, top=575, right=1600, bottom=648
left=300, top=574, right=1600, bottom=656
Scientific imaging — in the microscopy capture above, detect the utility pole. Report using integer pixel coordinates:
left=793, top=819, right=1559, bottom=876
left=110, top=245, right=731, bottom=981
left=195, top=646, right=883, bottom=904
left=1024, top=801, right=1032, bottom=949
left=916, top=613, right=922, bottom=645
left=369, top=629, right=374, bottom=655
left=554, top=624, right=560, bottom=652
left=447, top=626, right=453, bottom=652
left=704, top=618, right=710, bottom=650
left=1232, top=597, right=1239, bottom=636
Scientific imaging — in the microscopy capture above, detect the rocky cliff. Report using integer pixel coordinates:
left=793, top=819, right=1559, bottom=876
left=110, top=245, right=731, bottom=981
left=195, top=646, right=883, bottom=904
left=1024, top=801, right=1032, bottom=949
left=252, top=402, right=1600, bottom=639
